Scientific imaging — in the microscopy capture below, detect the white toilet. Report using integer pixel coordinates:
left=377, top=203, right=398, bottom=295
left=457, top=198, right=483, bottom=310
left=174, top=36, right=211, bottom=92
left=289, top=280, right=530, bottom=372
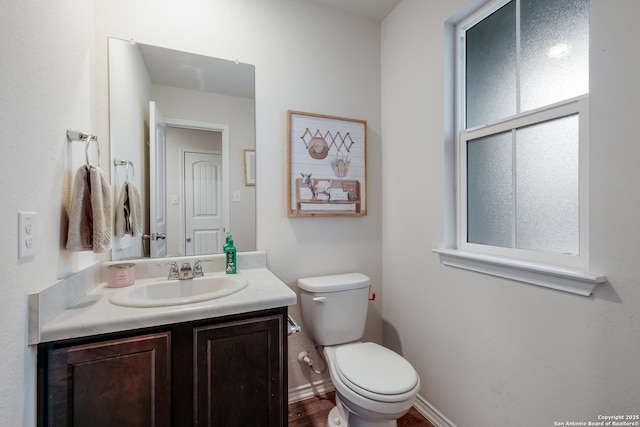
left=298, top=273, right=420, bottom=427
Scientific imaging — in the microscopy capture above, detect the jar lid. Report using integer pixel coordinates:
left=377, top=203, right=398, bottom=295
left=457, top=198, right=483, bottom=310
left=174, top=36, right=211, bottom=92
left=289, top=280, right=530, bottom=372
left=108, top=263, right=135, bottom=269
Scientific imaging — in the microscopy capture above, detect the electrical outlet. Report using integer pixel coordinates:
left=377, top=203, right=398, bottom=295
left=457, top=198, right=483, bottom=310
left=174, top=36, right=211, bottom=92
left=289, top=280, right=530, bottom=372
left=232, top=190, right=241, bottom=202
left=18, top=211, right=37, bottom=259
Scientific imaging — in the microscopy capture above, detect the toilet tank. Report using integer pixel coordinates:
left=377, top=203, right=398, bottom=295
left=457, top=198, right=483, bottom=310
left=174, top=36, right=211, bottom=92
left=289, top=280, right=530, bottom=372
left=298, top=273, right=370, bottom=346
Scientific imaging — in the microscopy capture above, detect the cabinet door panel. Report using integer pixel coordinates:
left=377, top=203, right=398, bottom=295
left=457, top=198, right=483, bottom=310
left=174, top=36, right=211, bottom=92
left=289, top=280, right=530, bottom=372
left=47, top=332, right=171, bottom=427
left=194, top=315, right=284, bottom=426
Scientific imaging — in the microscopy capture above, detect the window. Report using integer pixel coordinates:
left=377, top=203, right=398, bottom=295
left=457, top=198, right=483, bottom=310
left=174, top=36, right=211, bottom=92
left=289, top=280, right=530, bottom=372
left=435, top=0, right=605, bottom=295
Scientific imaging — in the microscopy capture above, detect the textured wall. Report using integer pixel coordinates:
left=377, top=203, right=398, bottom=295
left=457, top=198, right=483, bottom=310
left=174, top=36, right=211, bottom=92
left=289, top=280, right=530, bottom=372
left=0, top=0, right=100, bottom=425
left=381, top=0, right=640, bottom=425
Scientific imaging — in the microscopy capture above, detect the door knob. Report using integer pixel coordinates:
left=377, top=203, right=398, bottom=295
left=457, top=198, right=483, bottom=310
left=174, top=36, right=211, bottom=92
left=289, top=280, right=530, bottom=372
left=186, top=237, right=192, bottom=242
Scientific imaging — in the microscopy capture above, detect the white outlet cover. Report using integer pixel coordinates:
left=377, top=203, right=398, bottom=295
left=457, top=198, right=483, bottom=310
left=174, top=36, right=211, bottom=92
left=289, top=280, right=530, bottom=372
left=18, top=211, right=37, bottom=259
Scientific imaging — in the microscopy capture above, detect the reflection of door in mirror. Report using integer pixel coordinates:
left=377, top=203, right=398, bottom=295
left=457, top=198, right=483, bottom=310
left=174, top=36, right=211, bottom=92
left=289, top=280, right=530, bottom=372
left=184, top=151, right=224, bottom=255
left=108, top=38, right=256, bottom=260
left=149, top=101, right=167, bottom=258
left=165, top=126, right=228, bottom=256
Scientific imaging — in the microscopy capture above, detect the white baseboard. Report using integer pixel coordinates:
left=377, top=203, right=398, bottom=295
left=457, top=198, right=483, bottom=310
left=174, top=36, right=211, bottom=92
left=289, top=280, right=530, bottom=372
left=413, top=394, right=457, bottom=427
left=288, top=383, right=456, bottom=427
left=288, top=378, right=335, bottom=403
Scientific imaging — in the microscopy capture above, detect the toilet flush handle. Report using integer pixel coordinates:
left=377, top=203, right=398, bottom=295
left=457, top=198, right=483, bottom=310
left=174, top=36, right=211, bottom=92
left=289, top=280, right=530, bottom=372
left=312, top=296, right=327, bottom=303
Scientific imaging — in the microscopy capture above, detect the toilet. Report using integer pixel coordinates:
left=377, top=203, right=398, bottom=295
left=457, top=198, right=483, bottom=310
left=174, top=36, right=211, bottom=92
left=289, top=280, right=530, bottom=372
left=298, top=273, right=420, bottom=427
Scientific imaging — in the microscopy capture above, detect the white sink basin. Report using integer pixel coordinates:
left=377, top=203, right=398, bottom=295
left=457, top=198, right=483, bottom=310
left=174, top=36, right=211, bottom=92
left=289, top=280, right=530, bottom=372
left=110, top=274, right=248, bottom=308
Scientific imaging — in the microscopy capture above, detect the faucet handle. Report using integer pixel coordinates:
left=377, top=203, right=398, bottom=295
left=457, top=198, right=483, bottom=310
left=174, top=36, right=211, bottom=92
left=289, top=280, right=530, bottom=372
left=157, top=261, right=179, bottom=279
left=193, top=259, right=213, bottom=278
left=193, top=260, right=203, bottom=277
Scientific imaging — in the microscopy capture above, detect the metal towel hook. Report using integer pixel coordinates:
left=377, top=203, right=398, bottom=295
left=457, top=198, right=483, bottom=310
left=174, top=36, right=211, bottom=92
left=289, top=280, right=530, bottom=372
left=113, top=158, right=134, bottom=181
left=67, top=129, right=100, bottom=167
left=126, top=162, right=135, bottom=180
left=85, top=136, right=100, bottom=167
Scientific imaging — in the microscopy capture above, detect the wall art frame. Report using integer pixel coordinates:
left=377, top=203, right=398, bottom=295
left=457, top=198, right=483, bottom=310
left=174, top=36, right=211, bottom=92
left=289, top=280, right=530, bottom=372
left=287, top=110, right=367, bottom=217
left=244, top=149, right=255, bottom=186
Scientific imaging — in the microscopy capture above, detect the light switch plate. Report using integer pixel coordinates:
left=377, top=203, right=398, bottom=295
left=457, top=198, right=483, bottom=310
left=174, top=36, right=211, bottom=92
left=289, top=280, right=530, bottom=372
left=18, top=211, right=37, bottom=259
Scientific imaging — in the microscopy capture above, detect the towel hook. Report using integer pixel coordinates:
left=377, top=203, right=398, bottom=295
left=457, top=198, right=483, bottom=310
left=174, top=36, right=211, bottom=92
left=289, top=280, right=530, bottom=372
left=67, top=129, right=100, bottom=167
left=126, top=162, right=135, bottom=181
left=85, top=136, right=100, bottom=167
left=113, top=158, right=134, bottom=181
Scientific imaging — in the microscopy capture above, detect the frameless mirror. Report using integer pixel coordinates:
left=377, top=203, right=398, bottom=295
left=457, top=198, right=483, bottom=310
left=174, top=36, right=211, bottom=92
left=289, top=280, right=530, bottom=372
left=108, top=38, right=256, bottom=260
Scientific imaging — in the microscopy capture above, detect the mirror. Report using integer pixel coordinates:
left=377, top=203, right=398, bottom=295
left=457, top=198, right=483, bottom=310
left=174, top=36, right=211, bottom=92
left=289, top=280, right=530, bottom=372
left=108, top=38, right=256, bottom=260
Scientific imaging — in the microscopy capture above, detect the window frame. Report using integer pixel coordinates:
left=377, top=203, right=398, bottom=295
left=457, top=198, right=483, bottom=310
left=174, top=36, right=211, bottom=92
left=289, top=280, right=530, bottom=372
left=434, top=0, right=605, bottom=296
left=458, top=96, right=590, bottom=269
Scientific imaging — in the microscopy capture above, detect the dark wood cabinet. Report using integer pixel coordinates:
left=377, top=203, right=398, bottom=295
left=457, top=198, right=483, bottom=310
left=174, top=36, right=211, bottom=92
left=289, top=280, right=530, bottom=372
left=194, top=314, right=285, bottom=426
left=38, top=308, right=288, bottom=427
left=45, top=332, right=171, bottom=427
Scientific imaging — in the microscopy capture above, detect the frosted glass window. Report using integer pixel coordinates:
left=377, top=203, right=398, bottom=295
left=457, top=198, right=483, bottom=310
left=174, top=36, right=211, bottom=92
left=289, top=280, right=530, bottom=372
left=451, top=0, right=591, bottom=288
left=458, top=0, right=588, bottom=263
left=465, top=1, right=516, bottom=129
left=465, top=0, right=588, bottom=127
left=516, top=115, right=579, bottom=254
left=467, top=132, right=513, bottom=248
left=520, top=0, right=589, bottom=111
left=466, top=116, right=579, bottom=255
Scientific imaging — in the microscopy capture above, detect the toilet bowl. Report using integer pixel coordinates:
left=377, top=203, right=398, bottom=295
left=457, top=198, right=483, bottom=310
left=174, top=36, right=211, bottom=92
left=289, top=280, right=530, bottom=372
left=298, top=273, right=421, bottom=427
left=324, top=342, right=420, bottom=427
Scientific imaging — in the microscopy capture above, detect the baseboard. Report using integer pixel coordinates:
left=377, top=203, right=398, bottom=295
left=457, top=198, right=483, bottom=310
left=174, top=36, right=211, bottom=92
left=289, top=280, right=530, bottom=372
left=413, top=393, right=457, bottom=427
left=288, top=382, right=456, bottom=427
left=288, top=378, right=335, bottom=403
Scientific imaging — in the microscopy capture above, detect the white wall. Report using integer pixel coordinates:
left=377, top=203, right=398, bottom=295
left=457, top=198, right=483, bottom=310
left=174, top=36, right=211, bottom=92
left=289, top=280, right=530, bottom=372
left=0, top=0, right=383, bottom=424
left=381, top=0, right=640, bottom=425
left=0, top=0, right=100, bottom=425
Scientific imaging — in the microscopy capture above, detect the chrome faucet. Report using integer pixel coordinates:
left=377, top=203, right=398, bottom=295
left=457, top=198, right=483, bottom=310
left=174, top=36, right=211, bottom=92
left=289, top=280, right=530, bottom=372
left=179, top=263, right=194, bottom=279
left=160, top=260, right=210, bottom=281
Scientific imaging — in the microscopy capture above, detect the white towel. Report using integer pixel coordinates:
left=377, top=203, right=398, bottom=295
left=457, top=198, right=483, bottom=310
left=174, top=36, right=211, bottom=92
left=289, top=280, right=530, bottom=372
left=115, top=180, right=143, bottom=237
left=66, top=165, right=112, bottom=253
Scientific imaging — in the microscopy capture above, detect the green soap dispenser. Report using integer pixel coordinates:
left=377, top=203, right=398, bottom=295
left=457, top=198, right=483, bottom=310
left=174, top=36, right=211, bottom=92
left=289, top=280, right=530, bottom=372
left=225, top=234, right=236, bottom=274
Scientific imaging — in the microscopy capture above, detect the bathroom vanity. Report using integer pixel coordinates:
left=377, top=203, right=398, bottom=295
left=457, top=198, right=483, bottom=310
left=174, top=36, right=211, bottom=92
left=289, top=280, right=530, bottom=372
left=30, top=251, right=296, bottom=427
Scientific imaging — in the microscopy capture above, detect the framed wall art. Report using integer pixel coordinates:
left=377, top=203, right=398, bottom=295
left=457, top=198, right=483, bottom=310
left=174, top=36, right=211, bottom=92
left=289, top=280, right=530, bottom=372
left=287, top=110, right=367, bottom=217
left=244, top=149, right=255, bottom=186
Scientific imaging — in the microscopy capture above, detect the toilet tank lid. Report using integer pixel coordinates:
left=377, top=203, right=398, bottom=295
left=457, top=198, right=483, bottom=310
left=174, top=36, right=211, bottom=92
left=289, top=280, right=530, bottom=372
left=298, top=273, right=370, bottom=292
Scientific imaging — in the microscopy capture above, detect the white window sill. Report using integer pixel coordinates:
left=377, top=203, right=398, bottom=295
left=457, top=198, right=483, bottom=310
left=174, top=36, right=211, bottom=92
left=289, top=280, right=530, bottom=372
left=432, top=249, right=606, bottom=296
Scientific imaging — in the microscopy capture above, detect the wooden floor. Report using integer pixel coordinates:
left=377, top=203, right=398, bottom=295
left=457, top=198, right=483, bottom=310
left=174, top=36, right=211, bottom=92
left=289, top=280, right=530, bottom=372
left=288, top=392, right=435, bottom=427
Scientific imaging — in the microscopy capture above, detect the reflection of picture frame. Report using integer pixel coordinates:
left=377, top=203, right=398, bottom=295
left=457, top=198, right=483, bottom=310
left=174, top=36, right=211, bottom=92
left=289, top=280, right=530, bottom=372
left=287, top=110, right=367, bottom=217
left=244, top=149, right=255, bottom=186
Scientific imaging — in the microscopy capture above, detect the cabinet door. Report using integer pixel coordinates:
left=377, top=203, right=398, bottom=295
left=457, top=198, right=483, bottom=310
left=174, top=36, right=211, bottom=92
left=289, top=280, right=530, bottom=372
left=194, top=314, right=285, bottom=426
left=46, top=332, right=171, bottom=427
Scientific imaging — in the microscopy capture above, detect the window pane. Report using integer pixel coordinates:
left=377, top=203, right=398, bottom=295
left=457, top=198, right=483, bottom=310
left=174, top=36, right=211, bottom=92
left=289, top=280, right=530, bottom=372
left=520, top=0, right=589, bottom=111
left=467, top=132, right=513, bottom=247
left=466, top=1, right=516, bottom=129
left=515, top=115, right=579, bottom=254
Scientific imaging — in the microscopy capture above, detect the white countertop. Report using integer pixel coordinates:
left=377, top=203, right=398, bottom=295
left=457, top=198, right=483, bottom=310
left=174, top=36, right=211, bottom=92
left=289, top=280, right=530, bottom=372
left=29, top=251, right=297, bottom=344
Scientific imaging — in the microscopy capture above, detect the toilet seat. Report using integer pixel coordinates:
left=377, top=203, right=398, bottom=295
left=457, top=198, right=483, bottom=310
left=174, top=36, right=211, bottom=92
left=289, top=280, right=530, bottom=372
left=334, top=342, right=419, bottom=403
